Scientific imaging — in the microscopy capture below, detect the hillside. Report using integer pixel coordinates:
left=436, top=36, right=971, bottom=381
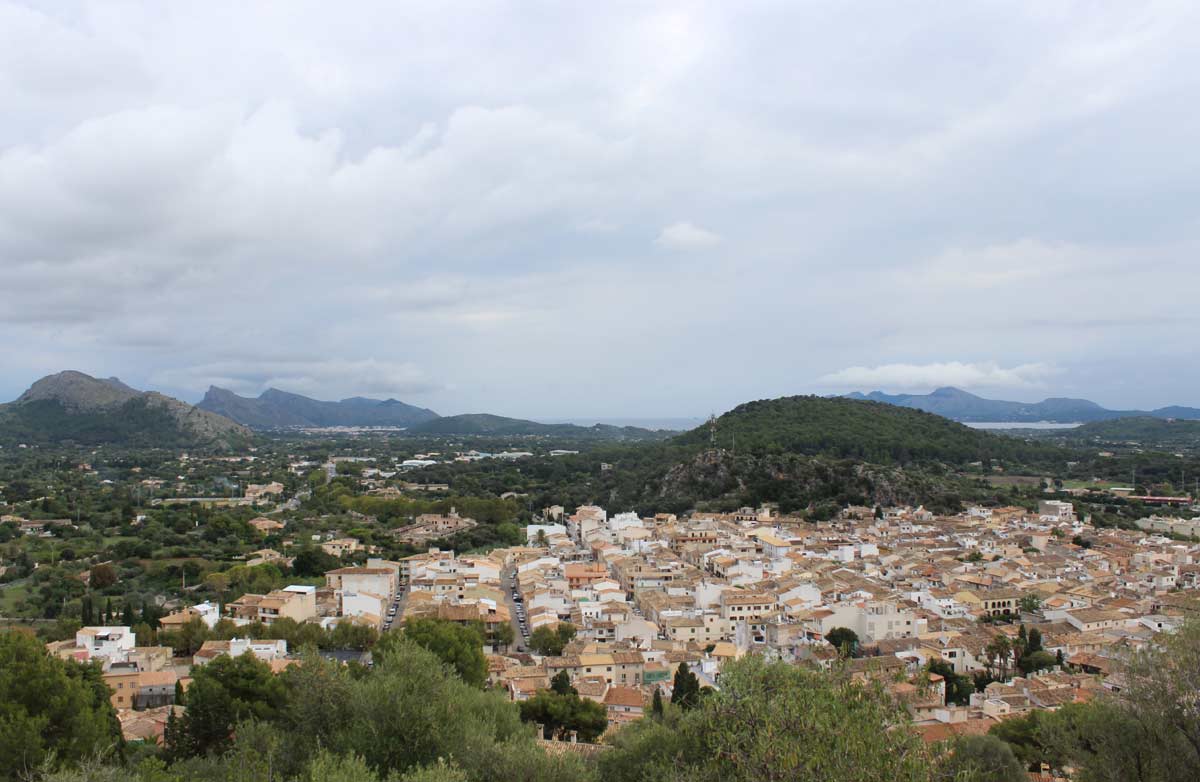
left=407, top=413, right=667, bottom=440
left=0, top=371, right=251, bottom=449
left=197, top=386, right=439, bottom=428
left=453, top=395, right=1077, bottom=516
left=844, top=386, right=1200, bottom=423
left=672, top=395, right=1067, bottom=465
left=1025, top=416, right=1200, bottom=455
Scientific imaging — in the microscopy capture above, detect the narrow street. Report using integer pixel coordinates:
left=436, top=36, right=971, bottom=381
left=381, top=580, right=408, bottom=633
left=501, top=565, right=528, bottom=653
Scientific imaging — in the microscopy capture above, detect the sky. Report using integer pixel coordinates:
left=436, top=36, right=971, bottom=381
left=2, top=1, right=1200, bottom=419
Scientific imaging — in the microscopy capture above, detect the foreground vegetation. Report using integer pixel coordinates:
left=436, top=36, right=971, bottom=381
left=5, top=616, right=1200, bottom=782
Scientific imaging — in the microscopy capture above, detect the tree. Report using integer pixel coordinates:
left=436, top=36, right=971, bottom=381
left=89, top=564, right=118, bottom=590
left=1027, top=627, right=1043, bottom=654
left=518, top=689, right=607, bottom=742
left=340, top=639, right=587, bottom=780
left=940, top=734, right=1026, bottom=782
left=387, top=618, right=487, bottom=688
left=488, top=620, right=514, bottom=650
left=1037, top=617, right=1200, bottom=782
left=1019, top=594, right=1042, bottom=614
left=600, top=655, right=938, bottom=782
left=528, top=622, right=576, bottom=656
left=0, top=632, right=123, bottom=780
left=988, top=709, right=1060, bottom=771
left=985, top=634, right=1013, bottom=680
left=671, top=662, right=700, bottom=710
left=81, top=593, right=95, bottom=625
left=173, top=652, right=286, bottom=757
left=651, top=687, right=664, bottom=719
left=826, top=626, right=859, bottom=658
left=549, top=670, right=576, bottom=696
left=1018, top=650, right=1057, bottom=676
left=290, top=547, right=341, bottom=578
left=927, top=659, right=972, bottom=706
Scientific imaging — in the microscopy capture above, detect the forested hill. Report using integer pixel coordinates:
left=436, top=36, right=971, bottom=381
left=672, top=395, right=1067, bottom=466
left=1024, top=416, right=1200, bottom=455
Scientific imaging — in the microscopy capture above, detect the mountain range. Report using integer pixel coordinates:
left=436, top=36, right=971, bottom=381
left=0, top=371, right=250, bottom=449
left=843, top=387, right=1200, bottom=423
left=407, top=413, right=670, bottom=439
left=197, top=386, right=438, bottom=429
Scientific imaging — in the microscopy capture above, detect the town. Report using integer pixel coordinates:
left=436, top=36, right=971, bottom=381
left=27, top=485, right=1200, bottom=750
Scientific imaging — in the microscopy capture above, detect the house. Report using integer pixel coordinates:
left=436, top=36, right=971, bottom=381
left=118, top=705, right=183, bottom=745
left=49, top=626, right=137, bottom=664
left=248, top=517, right=286, bottom=534
left=325, top=566, right=398, bottom=602
left=226, top=585, right=317, bottom=625
left=565, top=562, right=610, bottom=590
left=393, top=508, right=478, bottom=543
left=159, top=601, right=220, bottom=630
left=245, top=482, right=285, bottom=501
left=103, top=669, right=179, bottom=709
left=1065, top=608, right=1130, bottom=633
left=322, top=538, right=362, bottom=558
left=193, top=637, right=288, bottom=665
left=978, top=588, right=1023, bottom=618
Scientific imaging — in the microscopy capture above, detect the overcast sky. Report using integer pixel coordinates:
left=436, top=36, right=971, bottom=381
left=3, top=1, right=1199, bottom=419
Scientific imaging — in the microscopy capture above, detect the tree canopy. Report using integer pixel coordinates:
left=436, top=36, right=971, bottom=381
left=0, top=632, right=123, bottom=780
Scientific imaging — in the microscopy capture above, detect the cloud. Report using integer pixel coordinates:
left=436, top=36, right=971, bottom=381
left=819, top=361, right=1062, bottom=391
left=654, top=221, right=721, bottom=249
left=2, top=3, right=1200, bottom=413
left=902, top=240, right=1110, bottom=290
left=150, top=359, right=439, bottom=400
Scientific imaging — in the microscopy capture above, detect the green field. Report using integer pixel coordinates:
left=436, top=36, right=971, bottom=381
left=1061, top=479, right=1128, bottom=491
left=0, top=580, right=32, bottom=618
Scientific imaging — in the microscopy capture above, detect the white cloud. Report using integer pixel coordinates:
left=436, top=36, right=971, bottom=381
left=819, top=361, right=1062, bottom=391
left=654, top=221, right=721, bottom=249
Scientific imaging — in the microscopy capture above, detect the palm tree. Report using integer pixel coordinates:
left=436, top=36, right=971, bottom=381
left=986, top=635, right=1013, bottom=681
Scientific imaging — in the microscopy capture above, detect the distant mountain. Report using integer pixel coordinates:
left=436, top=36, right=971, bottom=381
left=0, top=371, right=251, bottom=449
left=407, top=413, right=669, bottom=440
left=196, top=386, right=439, bottom=429
left=672, top=395, right=1064, bottom=465
left=843, top=387, right=1200, bottom=423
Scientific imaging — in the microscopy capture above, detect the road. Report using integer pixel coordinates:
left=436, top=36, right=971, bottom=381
left=501, top=566, right=529, bottom=653
left=381, top=581, right=408, bottom=633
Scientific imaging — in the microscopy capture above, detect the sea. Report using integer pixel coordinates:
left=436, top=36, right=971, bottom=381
left=964, top=422, right=1082, bottom=430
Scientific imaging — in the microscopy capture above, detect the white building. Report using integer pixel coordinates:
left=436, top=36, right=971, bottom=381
left=75, top=626, right=136, bottom=662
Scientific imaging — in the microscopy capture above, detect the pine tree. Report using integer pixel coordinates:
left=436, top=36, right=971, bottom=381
left=550, top=670, right=576, bottom=696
